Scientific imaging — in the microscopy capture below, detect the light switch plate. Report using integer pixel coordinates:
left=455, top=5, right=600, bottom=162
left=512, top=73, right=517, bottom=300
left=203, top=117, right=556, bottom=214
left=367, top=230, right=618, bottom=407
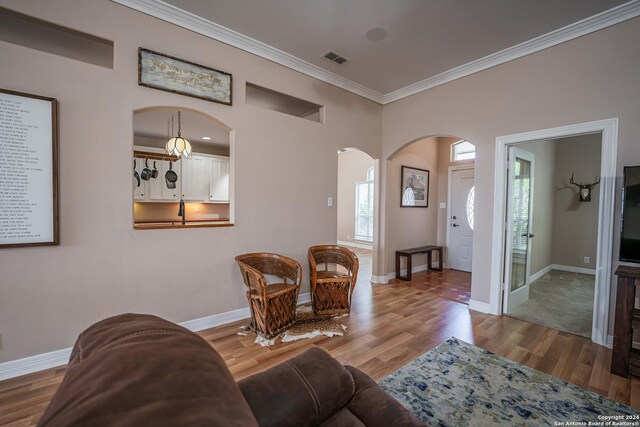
left=439, top=202, right=446, bottom=209
left=327, top=197, right=333, bottom=207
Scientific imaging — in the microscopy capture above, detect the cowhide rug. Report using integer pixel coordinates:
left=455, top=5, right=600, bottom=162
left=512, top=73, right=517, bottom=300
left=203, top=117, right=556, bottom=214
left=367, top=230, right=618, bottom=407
left=239, top=306, right=347, bottom=347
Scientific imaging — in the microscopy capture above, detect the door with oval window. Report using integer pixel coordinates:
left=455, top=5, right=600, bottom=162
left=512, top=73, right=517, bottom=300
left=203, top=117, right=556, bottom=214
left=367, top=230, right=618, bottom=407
left=449, top=168, right=475, bottom=272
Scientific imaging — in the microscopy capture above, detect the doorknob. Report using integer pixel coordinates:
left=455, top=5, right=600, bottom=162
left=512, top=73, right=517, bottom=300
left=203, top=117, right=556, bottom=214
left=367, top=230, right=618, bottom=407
left=452, top=223, right=460, bottom=227
left=529, top=233, right=535, bottom=238
left=521, top=233, right=535, bottom=238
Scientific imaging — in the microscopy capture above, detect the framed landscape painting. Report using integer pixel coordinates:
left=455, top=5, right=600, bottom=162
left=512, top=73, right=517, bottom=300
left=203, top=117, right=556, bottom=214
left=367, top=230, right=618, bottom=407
left=401, top=165, right=429, bottom=207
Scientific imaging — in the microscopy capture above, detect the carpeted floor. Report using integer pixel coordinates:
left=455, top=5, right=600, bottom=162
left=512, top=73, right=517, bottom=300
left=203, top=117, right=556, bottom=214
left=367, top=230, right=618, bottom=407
left=379, top=338, right=638, bottom=426
left=506, top=270, right=594, bottom=338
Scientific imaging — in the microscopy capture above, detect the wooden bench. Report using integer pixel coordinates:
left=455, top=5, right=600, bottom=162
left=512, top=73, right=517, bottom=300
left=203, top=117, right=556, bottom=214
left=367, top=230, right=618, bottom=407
left=395, top=245, right=443, bottom=281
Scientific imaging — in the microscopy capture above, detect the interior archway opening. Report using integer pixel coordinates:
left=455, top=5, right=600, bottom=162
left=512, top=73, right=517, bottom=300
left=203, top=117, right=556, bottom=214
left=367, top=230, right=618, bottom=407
left=132, top=106, right=234, bottom=229
left=385, top=135, right=476, bottom=305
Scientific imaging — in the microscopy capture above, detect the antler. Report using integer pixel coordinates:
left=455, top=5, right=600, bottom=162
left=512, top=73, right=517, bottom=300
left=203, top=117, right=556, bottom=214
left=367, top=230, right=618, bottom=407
left=570, top=172, right=581, bottom=188
left=570, top=172, right=600, bottom=188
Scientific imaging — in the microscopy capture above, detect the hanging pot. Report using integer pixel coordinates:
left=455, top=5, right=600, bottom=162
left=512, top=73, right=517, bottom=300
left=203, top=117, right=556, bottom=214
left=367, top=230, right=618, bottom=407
left=133, top=159, right=140, bottom=187
left=141, top=158, right=152, bottom=181
left=165, top=161, right=178, bottom=189
left=151, top=161, right=159, bottom=179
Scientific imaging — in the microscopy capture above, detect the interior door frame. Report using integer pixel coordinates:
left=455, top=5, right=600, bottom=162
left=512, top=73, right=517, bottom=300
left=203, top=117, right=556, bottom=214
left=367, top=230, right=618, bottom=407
left=446, top=165, right=475, bottom=270
left=490, top=118, right=618, bottom=347
left=503, top=147, right=535, bottom=312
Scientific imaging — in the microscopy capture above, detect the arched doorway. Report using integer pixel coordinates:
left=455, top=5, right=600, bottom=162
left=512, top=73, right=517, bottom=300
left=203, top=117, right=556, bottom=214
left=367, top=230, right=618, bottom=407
left=337, top=148, right=377, bottom=282
left=380, top=135, right=475, bottom=305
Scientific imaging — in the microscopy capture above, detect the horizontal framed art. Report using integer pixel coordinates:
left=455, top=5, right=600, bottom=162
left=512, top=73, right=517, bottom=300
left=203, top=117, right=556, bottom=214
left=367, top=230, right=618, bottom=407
left=0, top=88, right=59, bottom=248
left=401, top=165, right=429, bottom=208
left=138, top=48, right=232, bottom=106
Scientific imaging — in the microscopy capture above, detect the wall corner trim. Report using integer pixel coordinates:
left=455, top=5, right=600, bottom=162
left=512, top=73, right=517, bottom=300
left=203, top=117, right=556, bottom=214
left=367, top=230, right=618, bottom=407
left=468, top=299, right=492, bottom=314
left=0, top=292, right=311, bottom=381
left=109, top=0, right=384, bottom=103
left=382, top=1, right=640, bottom=103
left=111, top=0, right=640, bottom=105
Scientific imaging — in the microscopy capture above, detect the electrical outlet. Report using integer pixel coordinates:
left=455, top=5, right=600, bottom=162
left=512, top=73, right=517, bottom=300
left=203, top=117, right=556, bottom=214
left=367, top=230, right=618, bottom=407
left=347, top=234, right=350, bottom=240
left=583, top=256, right=590, bottom=264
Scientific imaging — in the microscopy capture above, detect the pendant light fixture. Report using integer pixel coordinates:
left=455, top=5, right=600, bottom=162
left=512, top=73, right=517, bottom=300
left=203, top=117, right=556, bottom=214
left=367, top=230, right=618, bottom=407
left=166, top=110, right=192, bottom=158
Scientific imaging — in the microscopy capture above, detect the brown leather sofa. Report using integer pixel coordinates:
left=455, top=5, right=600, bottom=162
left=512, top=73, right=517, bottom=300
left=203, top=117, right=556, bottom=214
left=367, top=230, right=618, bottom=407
left=38, top=314, right=425, bottom=427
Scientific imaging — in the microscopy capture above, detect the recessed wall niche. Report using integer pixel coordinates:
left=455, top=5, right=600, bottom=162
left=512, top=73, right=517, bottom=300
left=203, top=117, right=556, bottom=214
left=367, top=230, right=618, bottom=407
left=0, top=7, right=114, bottom=68
left=246, top=82, right=325, bottom=123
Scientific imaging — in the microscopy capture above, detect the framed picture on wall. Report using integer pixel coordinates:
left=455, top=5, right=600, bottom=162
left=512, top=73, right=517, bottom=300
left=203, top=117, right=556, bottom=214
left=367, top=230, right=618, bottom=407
left=401, top=165, right=429, bottom=207
left=0, top=88, right=59, bottom=248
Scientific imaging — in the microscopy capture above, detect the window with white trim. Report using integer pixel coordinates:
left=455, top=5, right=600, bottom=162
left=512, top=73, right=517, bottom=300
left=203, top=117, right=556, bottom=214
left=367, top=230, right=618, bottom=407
left=355, top=167, right=374, bottom=242
left=452, top=140, right=475, bottom=161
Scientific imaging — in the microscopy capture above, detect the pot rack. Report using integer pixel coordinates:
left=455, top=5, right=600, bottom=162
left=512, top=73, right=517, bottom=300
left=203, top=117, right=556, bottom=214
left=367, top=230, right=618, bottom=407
left=133, top=150, right=181, bottom=162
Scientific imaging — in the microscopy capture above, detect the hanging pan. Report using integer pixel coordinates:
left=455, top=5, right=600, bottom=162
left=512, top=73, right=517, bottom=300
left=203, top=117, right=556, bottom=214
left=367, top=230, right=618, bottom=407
left=133, top=159, right=140, bottom=187
left=151, top=161, right=159, bottom=179
left=141, top=158, right=152, bottom=181
left=165, top=161, right=178, bottom=189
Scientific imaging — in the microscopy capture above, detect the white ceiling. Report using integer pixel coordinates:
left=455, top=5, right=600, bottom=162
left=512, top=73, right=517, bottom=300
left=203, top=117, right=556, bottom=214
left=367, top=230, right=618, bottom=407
left=115, top=0, right=639, bottom=103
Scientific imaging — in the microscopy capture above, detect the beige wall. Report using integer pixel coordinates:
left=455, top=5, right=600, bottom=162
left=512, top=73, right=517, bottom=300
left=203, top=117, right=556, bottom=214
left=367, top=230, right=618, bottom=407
left=337, top=150, right=374, bottom=244
left=386, top=137, right=438, bottom=272
left=0, top=0, right=382, bottom=362
left=552, top=134, right=601, bottom=269
left=381, top=16, right=640, bottom=315
left=518, top=140, right=556, bottom=276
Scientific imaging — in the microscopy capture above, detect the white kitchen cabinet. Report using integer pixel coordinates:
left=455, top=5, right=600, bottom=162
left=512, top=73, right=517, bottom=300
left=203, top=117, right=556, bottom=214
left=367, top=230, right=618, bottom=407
left=209, top=158, right=230, bottom=203
left=149, top=160, right=181, bottom=201
left=181, top=156, right=209, bottom=201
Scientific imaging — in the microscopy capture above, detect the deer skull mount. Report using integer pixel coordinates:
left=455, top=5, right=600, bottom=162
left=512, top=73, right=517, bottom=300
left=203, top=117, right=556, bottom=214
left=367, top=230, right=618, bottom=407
left=570, top=172, right=600, bottom=202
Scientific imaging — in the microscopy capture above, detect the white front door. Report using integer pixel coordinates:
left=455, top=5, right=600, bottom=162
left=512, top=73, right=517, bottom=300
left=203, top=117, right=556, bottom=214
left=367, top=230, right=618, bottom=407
left=449, top=169, right=474, bottom=272
left=503, top=147, right=535, bottom=313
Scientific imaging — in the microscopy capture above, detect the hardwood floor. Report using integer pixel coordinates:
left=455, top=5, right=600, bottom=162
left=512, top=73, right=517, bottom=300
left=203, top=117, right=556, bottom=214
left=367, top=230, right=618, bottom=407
left=1, top=253, right=638, bottom=425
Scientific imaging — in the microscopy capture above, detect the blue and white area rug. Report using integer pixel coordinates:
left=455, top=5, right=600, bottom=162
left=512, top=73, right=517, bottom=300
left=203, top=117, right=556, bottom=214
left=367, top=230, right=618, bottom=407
left=379, top=338, right=639, bottom=426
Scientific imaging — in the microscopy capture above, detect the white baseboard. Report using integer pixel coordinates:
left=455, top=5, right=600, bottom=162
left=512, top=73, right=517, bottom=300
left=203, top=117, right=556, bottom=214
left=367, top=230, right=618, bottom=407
left=386, top=264, right=429, bottom=282
left=337, top=240, right=373, bottom=250
left=530, top=265, right=553, bottom=283
left=551, top=264, right=596, bottom=276
left=371, top=275, right=388, bottom=284
left=468, top=299, right=492, bottom=314
left=0, top=292, right=311, bottom=382
left=0, top=347, right=73, bottom=382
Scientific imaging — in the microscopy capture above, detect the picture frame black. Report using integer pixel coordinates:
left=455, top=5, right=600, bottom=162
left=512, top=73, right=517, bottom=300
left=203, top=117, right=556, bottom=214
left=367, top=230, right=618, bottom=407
left=401, top=165, right=429, bottom=208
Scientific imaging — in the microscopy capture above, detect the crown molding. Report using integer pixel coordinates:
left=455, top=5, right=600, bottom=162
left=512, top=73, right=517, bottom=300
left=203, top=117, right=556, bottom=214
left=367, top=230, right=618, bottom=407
left=110, top=0, right=385, bottom=103
left=383, top=0, right=640, bottom=104
left=111, top=0, right=640, bottom=105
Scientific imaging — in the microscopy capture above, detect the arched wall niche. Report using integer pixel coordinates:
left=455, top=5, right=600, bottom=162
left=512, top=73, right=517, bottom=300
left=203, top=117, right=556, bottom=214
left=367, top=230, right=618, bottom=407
left=131, top=106, right=236, bottom=227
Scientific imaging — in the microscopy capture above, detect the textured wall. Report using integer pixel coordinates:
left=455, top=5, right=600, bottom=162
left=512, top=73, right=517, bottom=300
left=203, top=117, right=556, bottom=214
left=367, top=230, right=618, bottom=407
left=0, top=0, right=382, bottom=362
left=381, top=16, right=640, bottom=316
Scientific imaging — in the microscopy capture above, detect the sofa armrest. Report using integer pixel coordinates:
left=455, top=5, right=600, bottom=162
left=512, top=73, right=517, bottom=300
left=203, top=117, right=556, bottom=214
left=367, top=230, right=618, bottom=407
left=238, top=347, right=355, bottom=427
left=344, top=366, right=426, bottom=427
left=38, top=313, right=259, bottom=427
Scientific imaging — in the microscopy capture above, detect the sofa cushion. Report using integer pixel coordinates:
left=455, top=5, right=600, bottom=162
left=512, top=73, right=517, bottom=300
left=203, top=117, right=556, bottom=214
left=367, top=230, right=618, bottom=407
left=37, top=313, right=259, bottom=427
left=344, top=366, right=426, bottom=427
left=238, top=347, right=355, bottom=427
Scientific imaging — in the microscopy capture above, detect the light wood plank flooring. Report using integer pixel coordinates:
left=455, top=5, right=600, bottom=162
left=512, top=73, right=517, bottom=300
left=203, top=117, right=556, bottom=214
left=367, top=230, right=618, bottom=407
left=1, top=255, right=638, bottom=425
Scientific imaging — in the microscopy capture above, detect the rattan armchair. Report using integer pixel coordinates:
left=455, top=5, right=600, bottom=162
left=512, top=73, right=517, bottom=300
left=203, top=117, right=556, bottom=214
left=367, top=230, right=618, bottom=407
left=308, top=245, right=359, bottom=316
left=235, top=253, right=302, bottom=339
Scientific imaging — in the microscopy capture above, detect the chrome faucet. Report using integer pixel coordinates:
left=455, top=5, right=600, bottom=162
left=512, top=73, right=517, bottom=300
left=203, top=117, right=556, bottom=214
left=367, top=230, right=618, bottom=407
left=178, top=199, right=186, bottom=225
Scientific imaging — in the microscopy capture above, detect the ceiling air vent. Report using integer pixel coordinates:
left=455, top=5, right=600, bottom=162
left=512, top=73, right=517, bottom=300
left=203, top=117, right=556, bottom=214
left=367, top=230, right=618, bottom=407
left=322, top=50, right=349, bottom=65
